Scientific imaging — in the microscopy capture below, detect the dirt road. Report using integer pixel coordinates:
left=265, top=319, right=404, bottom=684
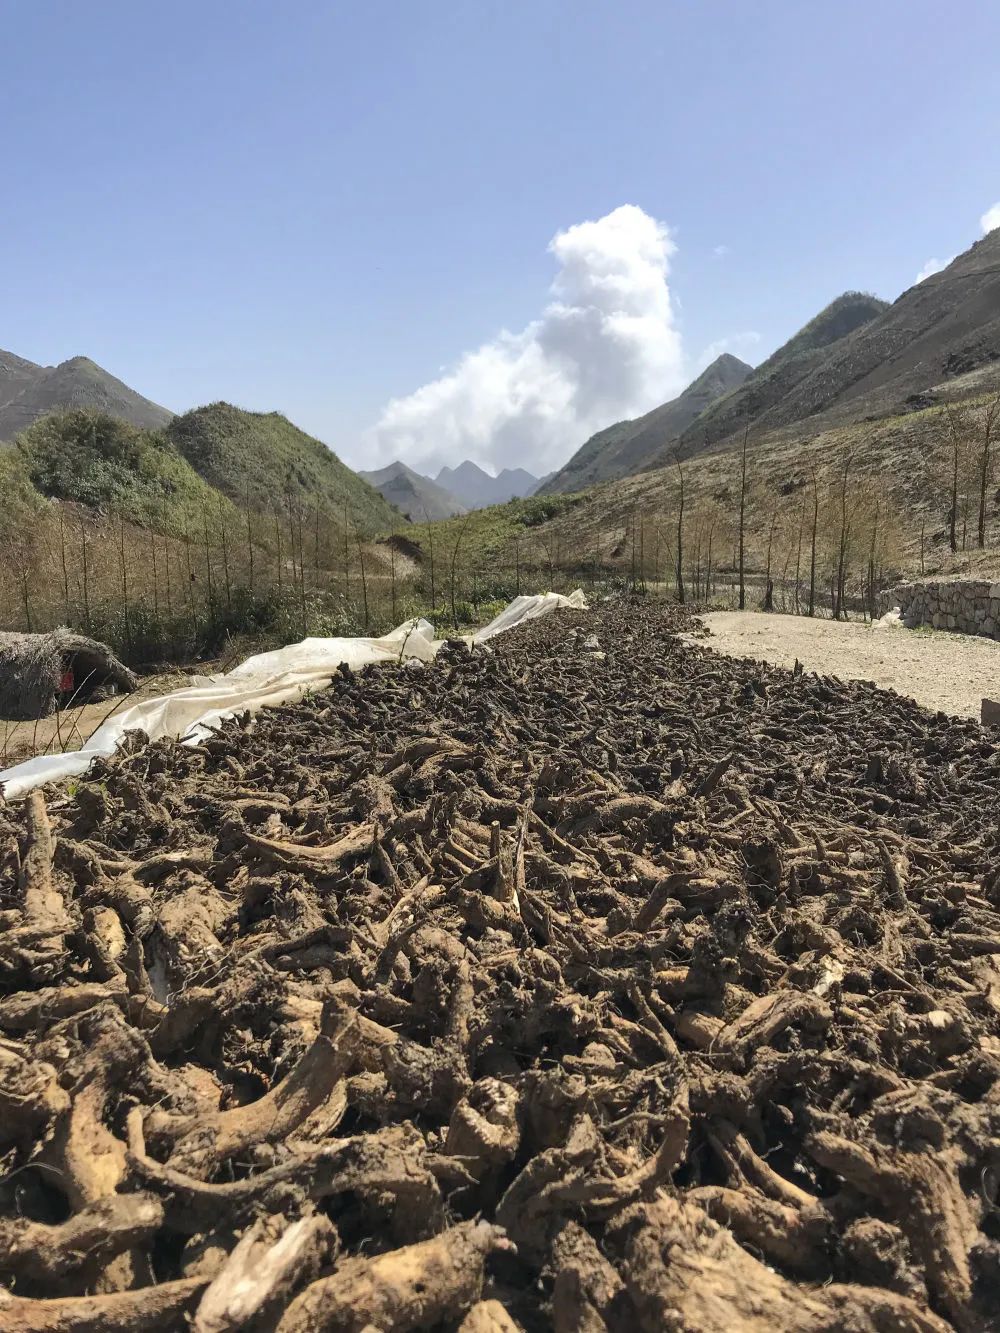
left=694, top=610, right=1000, bottom=719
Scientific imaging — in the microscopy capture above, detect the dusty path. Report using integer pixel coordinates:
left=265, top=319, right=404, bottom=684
left=0, top=669, right=194, bottom=766
left=694, top=610, right=1000, bottom=719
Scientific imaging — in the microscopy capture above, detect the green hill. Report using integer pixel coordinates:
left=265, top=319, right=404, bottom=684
left=14, top=408, right=234, bottom=534
left=167, top=402, right=397, bottom=530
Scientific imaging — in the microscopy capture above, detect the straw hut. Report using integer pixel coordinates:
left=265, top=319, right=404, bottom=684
left=0, top=628, right=137, bottom=720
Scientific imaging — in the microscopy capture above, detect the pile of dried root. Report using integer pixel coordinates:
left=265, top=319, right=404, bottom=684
left=1, top=599, right=999, bottom=1332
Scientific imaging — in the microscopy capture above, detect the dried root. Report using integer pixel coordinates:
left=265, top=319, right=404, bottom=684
left=0, top=600, right=997, bottom=1328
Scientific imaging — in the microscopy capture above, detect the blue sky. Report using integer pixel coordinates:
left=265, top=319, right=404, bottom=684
left=3, top=1, right=999, bottom=474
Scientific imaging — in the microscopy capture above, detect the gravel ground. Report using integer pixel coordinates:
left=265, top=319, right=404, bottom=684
left=693, top=611, right=1000, bottom=720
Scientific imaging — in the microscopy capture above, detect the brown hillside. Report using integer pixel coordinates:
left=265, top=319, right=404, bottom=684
left=540, top=353, right=752, bottom=495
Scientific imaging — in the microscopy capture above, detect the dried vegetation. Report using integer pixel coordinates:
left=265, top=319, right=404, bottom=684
left=0, top=600, right=999, bottom=1330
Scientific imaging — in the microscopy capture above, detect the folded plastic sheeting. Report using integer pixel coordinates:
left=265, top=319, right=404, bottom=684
left=0, top=590, right=587, bottom=800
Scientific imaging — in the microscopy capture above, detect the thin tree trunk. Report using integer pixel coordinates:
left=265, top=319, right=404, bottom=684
left=834, top=454, right=852, bottom=620
left=314, top=501, right=321, bottom=589
left=706, top=521, right=715, bottom=601
left=421, top=508, right=436, bottom=609
left=150, top=530, right=159, bottom=618
left=298, top=506, right=307, bottom=636
left=203, top=509, right=215, bottom=636
left=220, top=502, right=232, bottom=611
left=19, top=561, right=32, bottom=632
left=946, top=406, right=960, bottom=554
left=80, top=519, right=91, bottom=632
left=867, top=500, right=880, bottom=621
left=389, top=523, right=397, bottom=622
left=245, top=484, right=255, bottom=589
left=119, top=517, right=130, bottom=650
left=977, top=396, right=1000, bottom=548
left=183, top=520, right=194, bottom=612
left=274, top=510, right=283, bottom=592
left=427, top=524, right=436, bottom=608
left=738, top=425, right=749, bottom=610
left=356, top=530, right=369, bottom=631
left=808, top=470, right=819, bottom=617
left=449, top=513, right=473, bottom=629
left=224, top=506, right=234, bottom=610
left=674, top=452, right=686, bottom=604
left=762, top=513, right=776, bottom=611
left=164, top=532, right=172, bottom=618
left=779, top=543, right=793, bottom=613
left=59, top=509, right=70, bottom=624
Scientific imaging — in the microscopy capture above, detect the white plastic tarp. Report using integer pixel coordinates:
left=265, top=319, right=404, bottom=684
left=0, top=590, right=587, bottom=800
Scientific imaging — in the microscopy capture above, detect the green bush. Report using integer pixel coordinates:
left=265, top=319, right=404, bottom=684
left=90, top=584, right=293, bottom=667
left=16, top=409, right=233, bottom=534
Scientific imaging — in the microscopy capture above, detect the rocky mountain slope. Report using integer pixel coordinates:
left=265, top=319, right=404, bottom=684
left=359, top=460, right=467, bottom=521
left=539, top=353, right=753, bottom=495
left=746, top=226, right=1000, bottom=432
left=675, top=293, right=889, bottom=458
left=0, top=349, right=171, bottom=441
left=675, top=231, right=1000, bottom=457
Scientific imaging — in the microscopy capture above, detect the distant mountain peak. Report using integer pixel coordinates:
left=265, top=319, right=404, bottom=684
left=709, top=351, right=752, bottom=371
left=58, top=355, right=99, bottom=369
left=437, top=459, right=492, bottom=483
left=688, top=353, right=754, bottom=389
left=0, top=346, right=171, bottom=442
left=539, top=354, right=753, bottom=495
left=434, top=460, right=541, bottom=508
left=359, top=459, right=467, bottom=521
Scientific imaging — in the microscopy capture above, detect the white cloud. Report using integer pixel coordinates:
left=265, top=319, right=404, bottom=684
left=694, top=331, right=761, bottom=372
left=365, top=204, right=685, bottom=474
left=713, top=244, right=731, bottom=257
left=915, top=256, right=953, bottom=284
left=981, top=202, right=1000, bottom=234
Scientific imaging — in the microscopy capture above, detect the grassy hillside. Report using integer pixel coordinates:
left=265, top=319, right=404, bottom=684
left=168, top=402, right=398, bottom=530
left=13, top=409, right=235, bottom=534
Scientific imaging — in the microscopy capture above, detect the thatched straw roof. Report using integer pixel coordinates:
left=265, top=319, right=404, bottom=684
left=0, top=628, right=137, bottom=721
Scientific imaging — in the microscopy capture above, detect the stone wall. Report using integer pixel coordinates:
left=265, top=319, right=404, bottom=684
left=878, top=578, right=1000, bottom=638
